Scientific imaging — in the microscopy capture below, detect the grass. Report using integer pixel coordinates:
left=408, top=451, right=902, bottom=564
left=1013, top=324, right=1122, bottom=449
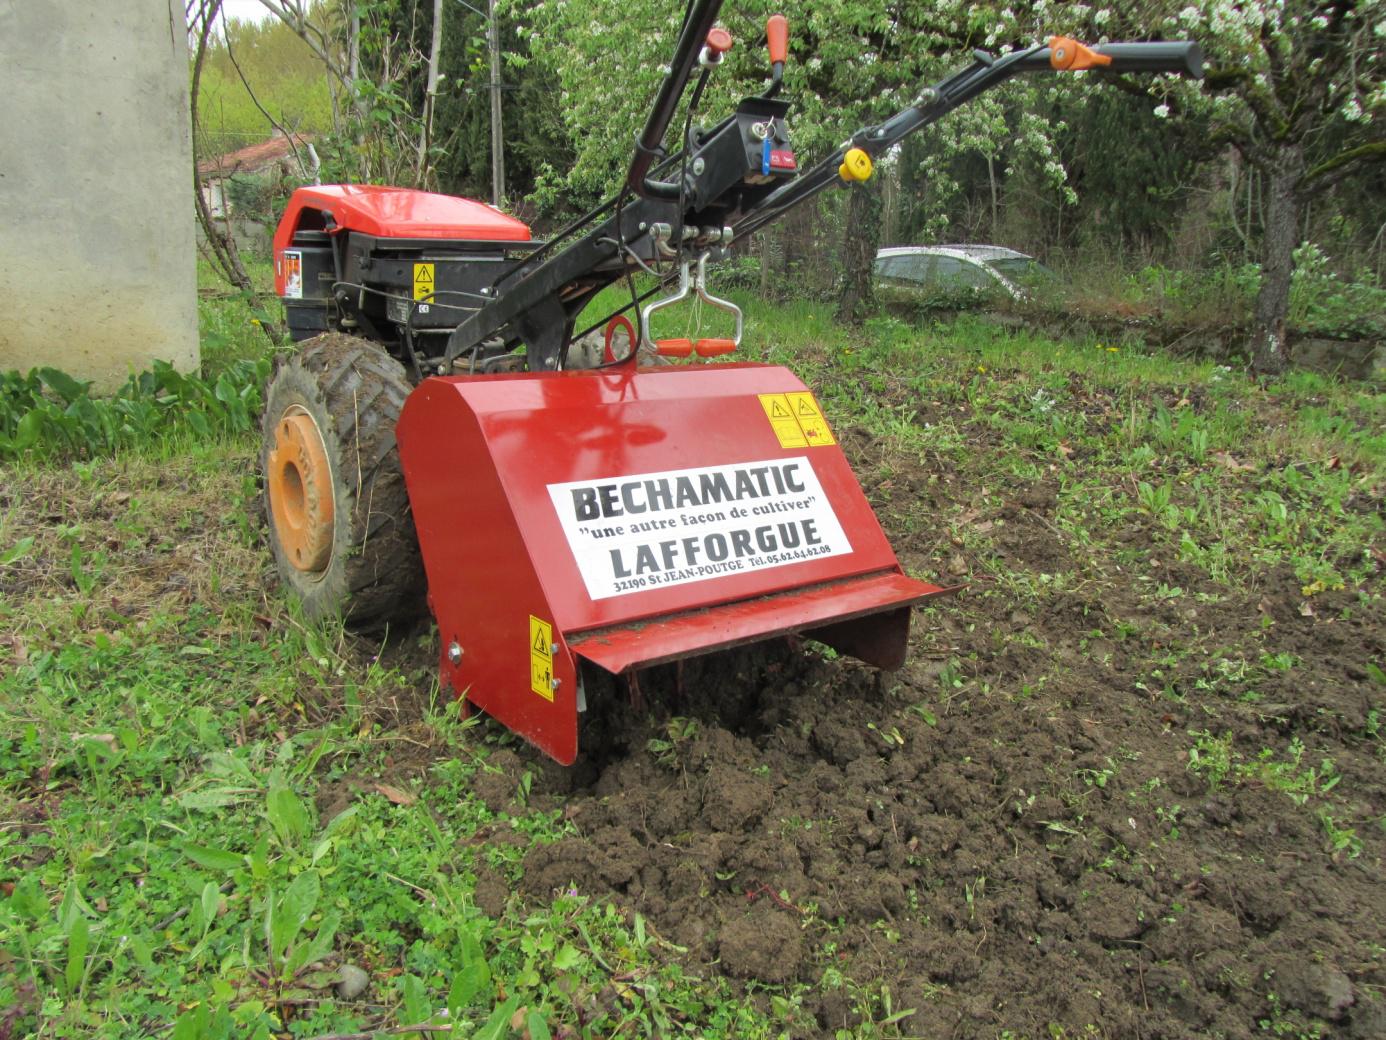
left=756, top=303, right=1386, bottom=596
left=198, top=257, right=281, bottom=373
left=1026, top=251, right=1386, bottom=342
left=1, top=267, right=1383, bottom=1037
left=0, top=444, right=798, bottom=1037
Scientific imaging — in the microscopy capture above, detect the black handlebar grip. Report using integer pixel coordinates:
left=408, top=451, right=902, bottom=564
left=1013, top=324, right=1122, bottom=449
left=1094, top=41, right=1204, bottom=79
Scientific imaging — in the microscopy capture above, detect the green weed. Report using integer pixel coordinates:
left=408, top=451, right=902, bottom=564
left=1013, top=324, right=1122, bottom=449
left=2, top=267, right=1382, bottom=1037
left=0, top=359, right=268, bottom=461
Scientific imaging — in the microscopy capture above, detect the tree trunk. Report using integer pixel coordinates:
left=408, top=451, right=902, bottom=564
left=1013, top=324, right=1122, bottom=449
left=416, top=0, right=444, bottom=185
left=835, top=180, right=883, bottom=327
left=1250, top=142, right=1304, bottom=377
left=487, top=0, right=505, bottom=207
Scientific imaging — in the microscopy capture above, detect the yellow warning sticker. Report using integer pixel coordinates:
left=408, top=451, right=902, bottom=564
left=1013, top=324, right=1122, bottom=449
left=785, top=391, right=836, bottom=446
left=413, top=262, right=435, bottom=302
left=528, top=615, right=554, bottom=701
left=758, top=393, right=808, bottom=448
left=758, top=392, right=834, bottom=448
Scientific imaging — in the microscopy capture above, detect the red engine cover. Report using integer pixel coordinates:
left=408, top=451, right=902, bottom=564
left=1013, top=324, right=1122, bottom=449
left=272, top=185, right=531, bottom=295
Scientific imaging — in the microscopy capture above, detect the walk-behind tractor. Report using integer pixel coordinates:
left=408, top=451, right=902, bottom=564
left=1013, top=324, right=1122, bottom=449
left=261, top=1, right=1202, bottom=764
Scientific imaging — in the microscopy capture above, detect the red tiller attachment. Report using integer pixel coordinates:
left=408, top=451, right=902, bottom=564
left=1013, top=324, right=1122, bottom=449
left=396, top=364, right=946, bottom=764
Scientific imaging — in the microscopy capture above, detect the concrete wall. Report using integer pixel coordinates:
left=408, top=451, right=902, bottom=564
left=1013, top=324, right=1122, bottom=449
left=0, top=0, right=198, bottom=390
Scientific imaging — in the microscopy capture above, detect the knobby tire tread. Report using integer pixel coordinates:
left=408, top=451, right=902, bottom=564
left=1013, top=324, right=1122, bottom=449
left=263, top=333, right=424, bottom=629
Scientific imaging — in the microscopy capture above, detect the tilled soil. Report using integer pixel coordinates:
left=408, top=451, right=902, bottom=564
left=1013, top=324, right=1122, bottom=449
left=474, top=414, right=1385, bottom=1039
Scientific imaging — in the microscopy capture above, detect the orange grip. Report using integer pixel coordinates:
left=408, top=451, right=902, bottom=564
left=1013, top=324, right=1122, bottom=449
left=694, top=338, right=736, bottom=357
left=1048, top=36, right=1112, bottom=71
left=655, top=338, right=693, bottom=358
left=766, top=15, right=788, bottom=65
left=706, top=26, right=733, bottom=57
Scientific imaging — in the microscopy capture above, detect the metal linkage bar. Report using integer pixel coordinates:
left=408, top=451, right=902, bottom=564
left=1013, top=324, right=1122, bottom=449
left=730, top=38, right=1202, bottom=246
left=440, top=15, right=1202, bottom=375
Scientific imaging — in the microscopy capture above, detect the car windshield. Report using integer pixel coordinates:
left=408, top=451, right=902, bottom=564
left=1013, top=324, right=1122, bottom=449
left=988, top=257, right=1056, bottom=285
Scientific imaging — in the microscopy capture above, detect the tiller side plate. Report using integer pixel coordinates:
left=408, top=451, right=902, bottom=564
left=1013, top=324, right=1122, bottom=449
left=396, top=363, right=946, bottom=764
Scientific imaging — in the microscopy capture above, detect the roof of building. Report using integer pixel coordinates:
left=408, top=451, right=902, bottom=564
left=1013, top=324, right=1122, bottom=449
left=197, top=133, right=311, bottom=179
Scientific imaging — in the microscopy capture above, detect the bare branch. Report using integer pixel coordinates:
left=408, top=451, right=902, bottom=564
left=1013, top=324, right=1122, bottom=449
left=221, top=21, right=314, bottom=180
left=257, top=0, right=349, bottom=88
left=188, top=0, right=284, bottom=342
left=189, top=0, right=241, bottom=287
left=416, top=0, right=445, bottom=184
left=1299, top=139, right=1386, bottom=194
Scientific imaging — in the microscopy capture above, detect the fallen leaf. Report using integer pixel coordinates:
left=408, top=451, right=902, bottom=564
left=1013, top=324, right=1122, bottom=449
left=1298, top=600, right=1316, bottom=618
left=374, top=783, right=417, bottom=806
left=1211, top=452, right=1255, bottom=473
left=70, top=733, right=117, bottom=749
left=2, top=636, right=27, bottom=665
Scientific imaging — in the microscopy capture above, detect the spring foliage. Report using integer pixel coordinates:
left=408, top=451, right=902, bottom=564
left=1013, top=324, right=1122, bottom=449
left=0, top=360, right=269, bottom=461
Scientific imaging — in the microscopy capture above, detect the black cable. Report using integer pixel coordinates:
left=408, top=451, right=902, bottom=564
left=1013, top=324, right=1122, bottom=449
left=487, top=197, right=617, bottom=289
left=332, top=281, right=487, bottom=312
left=676, top=66, right=712, bottom=277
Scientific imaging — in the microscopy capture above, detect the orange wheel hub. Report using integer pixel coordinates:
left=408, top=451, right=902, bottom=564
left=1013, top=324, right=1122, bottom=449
left=267, top=408, right=335, bottom=572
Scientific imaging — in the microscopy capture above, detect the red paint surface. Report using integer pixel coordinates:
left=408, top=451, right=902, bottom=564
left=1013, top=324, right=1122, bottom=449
left=396, top=363, right=943, bottom=764
left=570, top=571, right=940, bottom=674
left=273, top=185, right=531, bottom=294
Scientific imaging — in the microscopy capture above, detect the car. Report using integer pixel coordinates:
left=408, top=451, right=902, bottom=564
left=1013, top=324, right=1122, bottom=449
left=873, top=245, right=1055, bottom=302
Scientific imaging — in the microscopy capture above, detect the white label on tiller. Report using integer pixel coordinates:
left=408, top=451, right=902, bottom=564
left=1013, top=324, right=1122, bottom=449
left=547, top=457, right=853, bottom=600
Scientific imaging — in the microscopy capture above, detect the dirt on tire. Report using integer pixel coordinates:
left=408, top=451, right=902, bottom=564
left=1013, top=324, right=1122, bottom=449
left=261, top=333, right=424, bottom=628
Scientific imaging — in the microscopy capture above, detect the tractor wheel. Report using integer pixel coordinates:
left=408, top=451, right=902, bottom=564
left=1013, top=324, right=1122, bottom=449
left=260, top=333, right=424, bottom=629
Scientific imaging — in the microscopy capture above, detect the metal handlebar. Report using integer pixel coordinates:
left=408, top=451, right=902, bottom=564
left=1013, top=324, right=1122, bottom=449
left=1090, top=41, right=1203, bottom=78
left=640, top=254, right=743, bottom=353
left=1014, top=38, right=1204, bottom=78
left=625, top=0, right=728, bottom=199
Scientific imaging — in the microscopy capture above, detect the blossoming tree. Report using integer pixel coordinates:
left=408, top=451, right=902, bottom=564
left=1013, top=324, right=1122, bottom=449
left=1037, top=0, right=1384, bottom=373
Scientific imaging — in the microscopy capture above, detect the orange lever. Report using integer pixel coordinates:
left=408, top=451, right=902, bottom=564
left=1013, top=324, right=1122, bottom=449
left=655, top=338, right=693, bottom=358
left=1048, top=36, right=1112, bottom=71
left=706, top=26, right=733, bottom=58
left=767, top=15, right=788, bottom=65
left=694, top=338, right=736, bottom=357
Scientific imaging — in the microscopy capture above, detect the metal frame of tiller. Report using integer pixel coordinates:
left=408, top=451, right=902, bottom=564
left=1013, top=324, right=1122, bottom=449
left=433, top=3, right=1201, bottom=374
left=385, top=2, right=1203, bottom=764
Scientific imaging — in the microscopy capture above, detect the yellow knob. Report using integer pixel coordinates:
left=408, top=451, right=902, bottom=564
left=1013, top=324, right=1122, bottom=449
left=838, top=147, right=873, bottom=183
